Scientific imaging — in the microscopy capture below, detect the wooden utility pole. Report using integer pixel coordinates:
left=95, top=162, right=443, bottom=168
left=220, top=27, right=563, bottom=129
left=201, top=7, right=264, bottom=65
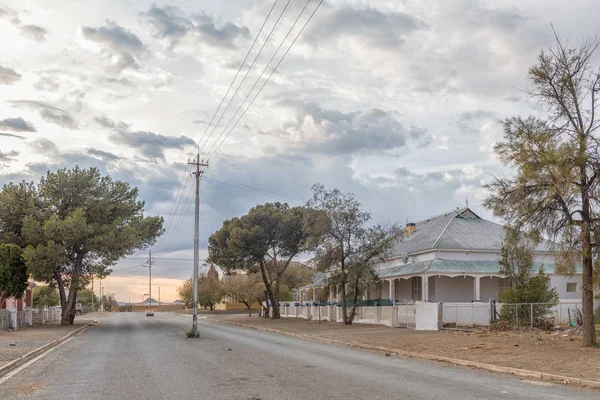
left=188, top=154, right=208, bottom=337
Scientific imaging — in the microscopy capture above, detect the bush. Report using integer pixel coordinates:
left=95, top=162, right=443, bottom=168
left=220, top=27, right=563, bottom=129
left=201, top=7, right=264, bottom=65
left=185, top=329, right=199, bottom=338
left=595, top=305, right=600, bottom=324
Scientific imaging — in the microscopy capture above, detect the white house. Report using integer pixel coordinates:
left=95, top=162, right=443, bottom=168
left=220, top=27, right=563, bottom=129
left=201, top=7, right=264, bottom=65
left=300, top=208, right=583, bottom=304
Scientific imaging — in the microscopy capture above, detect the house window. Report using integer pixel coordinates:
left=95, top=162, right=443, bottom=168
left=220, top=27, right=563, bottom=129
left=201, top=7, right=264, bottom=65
left=567, top=282, right=578, bottom=293
left=412, top=277, right=422, bottom=301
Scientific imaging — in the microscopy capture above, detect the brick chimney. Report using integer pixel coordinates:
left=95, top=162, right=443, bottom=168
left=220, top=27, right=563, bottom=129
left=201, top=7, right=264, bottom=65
left=406, top=222, right=416, bottom=236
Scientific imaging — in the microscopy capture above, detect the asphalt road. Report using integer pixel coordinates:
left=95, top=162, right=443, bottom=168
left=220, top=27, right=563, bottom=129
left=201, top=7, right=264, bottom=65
left=0, top=312, right=597, bottom=400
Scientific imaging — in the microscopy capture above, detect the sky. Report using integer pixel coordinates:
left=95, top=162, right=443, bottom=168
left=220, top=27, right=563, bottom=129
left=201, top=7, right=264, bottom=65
left=0, top=0, right=598, bottom=302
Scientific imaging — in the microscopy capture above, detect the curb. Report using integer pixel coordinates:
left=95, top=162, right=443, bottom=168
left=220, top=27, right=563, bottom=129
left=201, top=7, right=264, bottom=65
left=0, top=322, right=93, bottom=378
left=206, top=317, right=600, bottom=389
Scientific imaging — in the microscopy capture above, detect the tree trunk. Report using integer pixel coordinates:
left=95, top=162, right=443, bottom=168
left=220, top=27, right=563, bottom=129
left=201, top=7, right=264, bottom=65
left=258, top=261, right=278, bottom=319
left=348, top=277, right=360, bottom=325
left=263, top=291, right=270, bottom=318
left=341, top=281, right=349, bottom=325
left=271, top=281, right=280, bottom=319
left=580, top=220, right=597, bottom=346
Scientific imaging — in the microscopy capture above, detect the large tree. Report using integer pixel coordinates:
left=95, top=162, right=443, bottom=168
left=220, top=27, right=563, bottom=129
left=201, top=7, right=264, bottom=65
left=208, top=202, right=321, bottom=319
left=484, top=32, right=600, bottom=346
left=11, top=166, right=163, bottom=325
left=0, top=244, right=28, bottom=306
left=307, top=184, right=402, bottom=325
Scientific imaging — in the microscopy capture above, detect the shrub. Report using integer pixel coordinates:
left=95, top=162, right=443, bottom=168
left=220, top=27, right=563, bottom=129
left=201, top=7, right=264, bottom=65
left=185, top=329, right=199, bottom=338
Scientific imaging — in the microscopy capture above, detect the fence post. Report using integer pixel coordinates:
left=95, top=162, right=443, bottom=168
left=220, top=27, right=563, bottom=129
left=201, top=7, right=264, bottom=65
left=530, top=303, right=533, bottom=327
left=515, top=304, right=519, bottom=326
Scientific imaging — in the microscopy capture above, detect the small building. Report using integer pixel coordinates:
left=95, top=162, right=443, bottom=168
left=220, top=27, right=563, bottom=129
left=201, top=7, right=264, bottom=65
left=300, top=208, right=583, bottom=304
left=0, top=281, right=35, bottom=310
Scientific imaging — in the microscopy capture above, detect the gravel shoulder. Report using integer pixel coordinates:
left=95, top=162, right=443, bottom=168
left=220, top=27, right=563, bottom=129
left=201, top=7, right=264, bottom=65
left=209, top=314, right=600, bottom=382
left=0, top=312, right=111, bottom=368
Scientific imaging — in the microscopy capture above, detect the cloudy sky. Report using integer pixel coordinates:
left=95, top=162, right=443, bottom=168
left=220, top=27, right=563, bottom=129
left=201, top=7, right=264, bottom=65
left=1, top=0, right=597, bottom=302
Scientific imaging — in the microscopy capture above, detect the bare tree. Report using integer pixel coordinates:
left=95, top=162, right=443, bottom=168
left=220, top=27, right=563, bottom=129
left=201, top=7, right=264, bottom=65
left=484, top=30, right=600, bottom=346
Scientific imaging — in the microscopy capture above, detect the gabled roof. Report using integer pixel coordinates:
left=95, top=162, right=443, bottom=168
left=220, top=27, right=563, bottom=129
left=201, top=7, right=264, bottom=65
left=390, top=208, right=553, bottom=256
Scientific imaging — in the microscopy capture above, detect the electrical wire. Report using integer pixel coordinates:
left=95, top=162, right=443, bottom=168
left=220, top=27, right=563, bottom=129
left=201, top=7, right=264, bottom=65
left=207, top=0, right=324, bottom=160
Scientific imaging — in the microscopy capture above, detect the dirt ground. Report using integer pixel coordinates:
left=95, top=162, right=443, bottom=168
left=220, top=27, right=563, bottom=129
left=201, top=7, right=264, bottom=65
left=0, top=312, right=108, bottom=368
left=210, top=314, right=600, bottom=382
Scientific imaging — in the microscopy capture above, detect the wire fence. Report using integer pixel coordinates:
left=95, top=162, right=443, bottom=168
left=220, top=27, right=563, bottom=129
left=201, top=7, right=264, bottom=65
left=0, top=309, right=10, bottom=330
left=493, top=302, right=582, bottom=330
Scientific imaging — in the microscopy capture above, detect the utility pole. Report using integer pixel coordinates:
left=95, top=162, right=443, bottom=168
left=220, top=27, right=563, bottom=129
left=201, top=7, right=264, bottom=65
left=91, top=276, right=94, bottom=312
left=188, top=154, right=208, bottom=337
left=146, top=250, right=152, bottom=309
left=158, top=287, right=160, bottom=306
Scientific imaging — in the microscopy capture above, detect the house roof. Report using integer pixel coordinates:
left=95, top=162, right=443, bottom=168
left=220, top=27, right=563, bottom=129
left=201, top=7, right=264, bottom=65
left=376, top=259, right=582, bottom=278
left=390, top=208, right=553, bottom=256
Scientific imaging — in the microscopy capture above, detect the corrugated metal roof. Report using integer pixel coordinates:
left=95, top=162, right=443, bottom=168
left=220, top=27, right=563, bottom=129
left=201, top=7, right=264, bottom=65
left=390, top=208, right=554, bottom=256
left=375, top=259, right=581, bottom=278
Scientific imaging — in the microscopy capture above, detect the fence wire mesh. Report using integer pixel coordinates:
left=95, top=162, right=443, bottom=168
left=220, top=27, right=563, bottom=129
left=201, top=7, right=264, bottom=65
left=493, top=302, right=582, bottom=330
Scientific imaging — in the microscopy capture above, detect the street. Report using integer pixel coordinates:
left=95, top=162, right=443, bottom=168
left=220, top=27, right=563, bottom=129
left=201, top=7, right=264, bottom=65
left=0, top=312, right=597, bottom=399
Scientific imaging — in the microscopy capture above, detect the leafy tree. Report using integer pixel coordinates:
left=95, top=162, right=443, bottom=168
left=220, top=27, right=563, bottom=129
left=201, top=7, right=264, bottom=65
left=77, top=288, right=99, bottom=309
left=177, top=278, right=193, bottom=307
left=496, top=228, right=558, bottom=328
left=484, top=32, right=600, bottom=346
left=277, top=284, right=294, bottom=301
left=10, top=166, right=163, bottom=325
left=307, top=184, right=402, bottom=325
left=197, top=263, right=224, bottom=311
left=0, top=244, right=28, bottom=305
left=208, top=202, right=322, bottom=319
left=224, top=273, right=264, bottom=316
left=280, top=262, right=314, bottom=295
left=100, top=293, right=118, bottom=312
left=32, top=285, right=60, bottom=308
left=0, top=181, right=38, bottom=248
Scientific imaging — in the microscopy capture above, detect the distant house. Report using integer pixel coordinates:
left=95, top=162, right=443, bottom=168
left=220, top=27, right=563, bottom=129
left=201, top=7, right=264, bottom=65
left=172, top=299, right=186, bottom=305
left=299, top=208, right=584, bottom=304
left=0, top=281, right=35, bottom=310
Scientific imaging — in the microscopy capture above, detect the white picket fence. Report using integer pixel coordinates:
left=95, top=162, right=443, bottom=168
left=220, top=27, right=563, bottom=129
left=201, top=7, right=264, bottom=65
left=0, top=307, right=62, bottom=330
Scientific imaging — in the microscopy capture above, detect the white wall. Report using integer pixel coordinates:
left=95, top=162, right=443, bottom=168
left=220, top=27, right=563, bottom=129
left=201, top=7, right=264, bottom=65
left=431, top=276, right=474, bottom=302
left=480, top=276, right=501, bottom=301
left=550, top=274, right=582, bottom=301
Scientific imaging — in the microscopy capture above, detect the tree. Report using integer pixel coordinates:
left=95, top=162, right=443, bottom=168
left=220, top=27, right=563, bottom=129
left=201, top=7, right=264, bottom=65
left=197, top=263, right=224, bottom=311
left=0, top=244, right=28, bottom=306
left=208, top=202, right=321, bottom=319
left=307, top=184, right=402, bottom=325
left=177, top=279, right=193, bottom=307
left=224, top=273, right=264, bottom=316
left=32, top=285, right=60, bottom=308
left=496, top=228, right=559, bottom=327
left=77, top=288, right=99, bottom=309
left=281, top=262, right=314, bottom=296
left=100, top=293, right=118, bottom=312
left=10, top=166, right=163, bottom=325
left=484, top=32, right=600, bottom=346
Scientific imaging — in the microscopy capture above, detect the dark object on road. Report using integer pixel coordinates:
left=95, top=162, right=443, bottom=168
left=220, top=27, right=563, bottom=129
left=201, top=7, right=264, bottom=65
left=146, top=310, right=154, bottom=317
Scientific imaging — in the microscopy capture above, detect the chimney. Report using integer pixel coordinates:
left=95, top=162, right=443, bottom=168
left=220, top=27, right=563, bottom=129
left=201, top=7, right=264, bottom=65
left=406, top=222, right=416, bottom=236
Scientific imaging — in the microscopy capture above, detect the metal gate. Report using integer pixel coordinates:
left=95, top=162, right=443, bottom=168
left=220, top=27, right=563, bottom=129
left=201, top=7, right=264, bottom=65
left=396, top=303, right=416, bottom=329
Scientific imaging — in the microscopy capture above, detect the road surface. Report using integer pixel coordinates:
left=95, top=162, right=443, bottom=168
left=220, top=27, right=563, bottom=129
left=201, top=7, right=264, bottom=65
left=0, top=312, right=597, bottom=399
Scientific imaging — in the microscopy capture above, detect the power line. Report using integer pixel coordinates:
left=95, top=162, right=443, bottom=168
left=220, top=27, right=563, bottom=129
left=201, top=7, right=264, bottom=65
left=197, top=0, right=293, bottom=158
left=207, top=0, right=324, bottom=160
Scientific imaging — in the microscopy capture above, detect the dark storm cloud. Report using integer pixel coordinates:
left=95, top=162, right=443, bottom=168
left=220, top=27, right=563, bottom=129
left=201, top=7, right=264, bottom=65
left=0, top=65, right=21, bottom=85
left=109, top=130, right=194, bottom=160
left=304, top=6, right=428, bottom=48
left=0, top=117, right=36, bottom=132
left=20, top=24, right=47, bottom=41
left=9, top=100, right=78, bottom=129
left=143, top=4, right=249, bottom=49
